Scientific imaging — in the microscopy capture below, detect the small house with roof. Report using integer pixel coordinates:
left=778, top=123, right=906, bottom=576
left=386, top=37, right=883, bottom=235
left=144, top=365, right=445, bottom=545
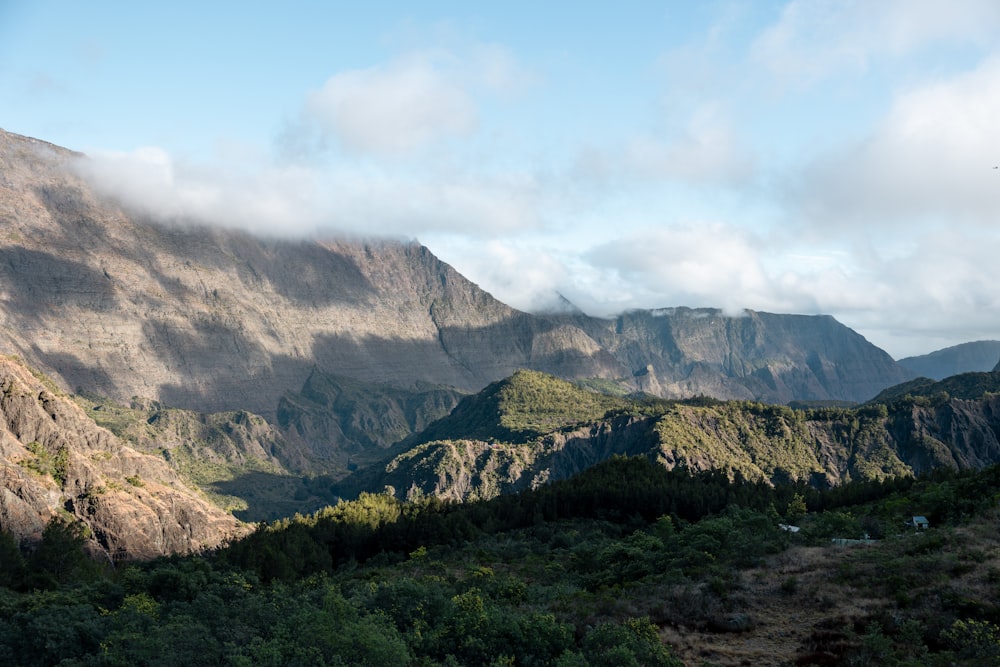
left=909, top=515, right=929, bottom=530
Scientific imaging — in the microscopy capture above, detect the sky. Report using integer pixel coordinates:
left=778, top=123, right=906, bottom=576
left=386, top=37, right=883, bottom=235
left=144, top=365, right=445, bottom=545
left=2, top=1, right=1000, bottom=359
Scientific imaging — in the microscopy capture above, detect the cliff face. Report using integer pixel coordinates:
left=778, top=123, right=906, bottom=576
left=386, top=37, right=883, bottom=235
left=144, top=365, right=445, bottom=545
left=276, top=368, right=464, bottom=470
left=574, top=308, right=912, bottom=404
left=362, top=396, right=1000, bottom=504
left=0, top=356, right=246, bottom=558
left=898, top=396, right=1000, bottom=472
left=0, top=128, right=914, bottom=420
left=0, top=129, right=620, bottom=417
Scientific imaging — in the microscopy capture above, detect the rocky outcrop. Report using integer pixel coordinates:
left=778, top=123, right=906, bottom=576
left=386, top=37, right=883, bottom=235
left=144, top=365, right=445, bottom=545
left=0, top=356, right=246, bottom=558
left=899, top=341, right=1000, bottom=380
left=0, top=128, right=913, bottom=424
left=895, top=396, right=1000, bottom=472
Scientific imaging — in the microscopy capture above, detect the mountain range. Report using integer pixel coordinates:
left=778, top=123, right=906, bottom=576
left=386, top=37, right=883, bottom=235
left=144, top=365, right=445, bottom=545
left=0, top=127, right=912, bottom=419
left=6, top=127, right=997, bottom=560
left=898, top=340, right=1000, bottom=379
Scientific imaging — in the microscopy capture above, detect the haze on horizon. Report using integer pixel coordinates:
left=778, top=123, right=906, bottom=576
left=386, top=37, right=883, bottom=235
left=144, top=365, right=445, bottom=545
left=2, top=1, right=1000, bottom=359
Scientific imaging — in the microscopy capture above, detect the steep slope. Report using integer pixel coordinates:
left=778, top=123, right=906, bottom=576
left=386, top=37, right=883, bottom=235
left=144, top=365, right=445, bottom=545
left=573, top=308, right=914, bottom=403
left=276, top=367, right=464, bottom=468
left=0, top=129, right=619, bottom=417
left=1, top=127, right=912, bottom=426
left=71, top=392, right=337, bottom=522
left=343, top=371, right=1000, bottom=502
left=898, top=340, right=1000, bottom=379
left=0, top=355, right=246, bottom=558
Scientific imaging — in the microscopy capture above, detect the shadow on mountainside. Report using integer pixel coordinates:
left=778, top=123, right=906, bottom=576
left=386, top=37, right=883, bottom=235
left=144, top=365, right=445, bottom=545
left=0, top=246, right=119, bottom=316
left=208, top=471, right=340, bottom=523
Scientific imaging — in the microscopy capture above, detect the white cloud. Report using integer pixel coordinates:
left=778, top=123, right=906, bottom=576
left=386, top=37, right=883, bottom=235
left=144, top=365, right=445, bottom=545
left=752, top=0, right=1000, bottom=87
left=427, top=237, right=572, bottom=313
left=793, top=56, right=1000, bottom=228
left=304, top=53, right=477, bottom=157
left=468, top=43, right=539, bottom=98
left=74, top=147, right=324, bottom=234
left=579, top=223, right=771, bottom=315
left=72, top=43, right=547, bottom=242
left=811, top=229, right=1000, bottom=357
left=294, top=45, right=535, bottom=160
left=74, top=143, right=548, bottom=239
left=574, top=105, right=755, bottom=188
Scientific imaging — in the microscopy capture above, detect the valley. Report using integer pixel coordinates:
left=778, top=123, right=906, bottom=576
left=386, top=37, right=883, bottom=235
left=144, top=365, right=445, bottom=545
left=2, top=128, right=1000, bottom=665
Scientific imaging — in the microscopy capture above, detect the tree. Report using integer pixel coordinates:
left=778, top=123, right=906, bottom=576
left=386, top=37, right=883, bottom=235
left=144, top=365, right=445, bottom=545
left=27, top=517, right=99, bottom=588
left=785, top=492, right=807, bottom=522
left=0, top=529, right=26, bottom=590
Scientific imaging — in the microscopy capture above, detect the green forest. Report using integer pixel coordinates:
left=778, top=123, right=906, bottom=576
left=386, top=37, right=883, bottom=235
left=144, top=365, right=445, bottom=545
left=3, top=455, right=1000, bottom=666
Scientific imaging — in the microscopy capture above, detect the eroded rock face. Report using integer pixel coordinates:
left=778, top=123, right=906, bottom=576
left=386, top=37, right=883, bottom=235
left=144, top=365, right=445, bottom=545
left=0, top=129, right=614, bottom=417
left=572, top=308, right=913, bottom=404
left=0, top=356, right=246, bottom=558
left=0, top=128, right=912, bottom=420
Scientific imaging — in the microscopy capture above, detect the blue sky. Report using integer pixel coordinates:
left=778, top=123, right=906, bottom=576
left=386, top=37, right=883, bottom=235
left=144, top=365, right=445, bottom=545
left=3, top=1, right=1000, bottom=358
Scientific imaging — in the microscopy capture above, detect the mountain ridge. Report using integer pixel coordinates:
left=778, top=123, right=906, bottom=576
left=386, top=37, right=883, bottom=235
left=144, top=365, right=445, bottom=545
left=338, top=370, right=1000, bottom=503
left=0, top=127, right=946, bottom=552
left=898, top=340, right=1000, bottom=379
left=0, top=128, right=913, bottom=421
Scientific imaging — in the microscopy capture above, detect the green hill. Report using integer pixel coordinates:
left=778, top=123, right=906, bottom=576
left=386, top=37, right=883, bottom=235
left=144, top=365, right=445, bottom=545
left=408, top=369, right=630, bottom=445
left=340, top=370, right=1000, bottom=504
left=868, top=370, right=1000, bottom=404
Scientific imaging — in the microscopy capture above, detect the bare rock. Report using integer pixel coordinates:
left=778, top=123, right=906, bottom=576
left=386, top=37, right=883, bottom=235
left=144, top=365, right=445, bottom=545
left=0, top=355, right=247, bottom=558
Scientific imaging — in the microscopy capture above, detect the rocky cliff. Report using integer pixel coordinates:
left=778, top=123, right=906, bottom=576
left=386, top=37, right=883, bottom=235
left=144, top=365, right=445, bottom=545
left=570, top=308, right=911, bottom=403
left=0, top=127, right=913, bottom=424
left=276, top=367, right=464, bottom=469
left=0, top=355, right=246, bottom=558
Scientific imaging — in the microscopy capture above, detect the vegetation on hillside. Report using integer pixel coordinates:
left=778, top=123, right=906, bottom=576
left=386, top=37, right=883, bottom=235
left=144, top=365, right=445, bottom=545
left=72, top=392, right=337, bottom=521
left=346, top=370, right=1000, bottom=505
left=412, top=369, right=630, bottom=445
left=2, top=457, right=1000, bottom=665
left=6, top=366, right=1000, bottom=663
left=866, top=370, right=1000, bottom=404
